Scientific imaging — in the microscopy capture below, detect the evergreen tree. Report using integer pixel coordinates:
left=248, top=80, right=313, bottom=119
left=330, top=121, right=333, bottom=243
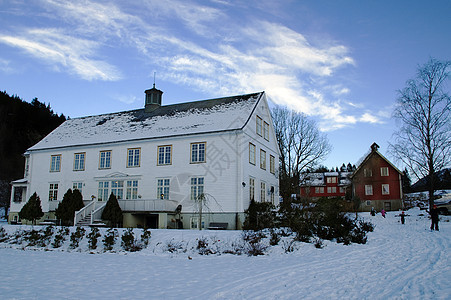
left=55, top=189, right=84, bottom=225
left=243, top=199, right=276, bottom=231
left=18, top=192, right=44, bottom=225
left=101, top=193, right=123, bottom=227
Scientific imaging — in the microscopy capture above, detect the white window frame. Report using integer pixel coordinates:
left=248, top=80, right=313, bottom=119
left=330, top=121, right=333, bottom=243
left=127, top=148, right=140, bottom=168
left=99, top=150, right=112, bottom=169
left=49, top=183, right=58, bottom=201
left=249, top=177, right=255, bottom=202
left=126, top=180, right=138, bottom=200
left=365, top=184, right=373, bottom=196
left=190, top=177, right=204, bottom=201
left=382, top=184, right=390, bottom=195
left=98, top=181, right=109, bottom=201
left=73, top=152, right=85, bottom=171
left=270, top=155, right=275, bottom=174
left=50, top=155, right=61, bottom=172
left=157, top=178, right=170, bottom=200
left=364, top=168, right=372, bottom=177
left=260, top=181, right=266, bottom=202
left=191, top=142, right=206, bottom=163
left=263, top=121, right=269, bottom=141
left=256, top=116, right=262, bottom=136
left=260, top=149, right=266, bottom=170
left=111, top=180, right=124, bottom=199
left=73, top=182, right=83, bottom=193
left=249, top=143, right=256, bottom=165
left=381, top=167, right=389, bottom=177
left=158, top=145, right=172, bottom=165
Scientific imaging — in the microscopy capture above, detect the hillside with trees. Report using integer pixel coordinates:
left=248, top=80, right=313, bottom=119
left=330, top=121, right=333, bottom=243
left=0, top=91, right=66, bottom=214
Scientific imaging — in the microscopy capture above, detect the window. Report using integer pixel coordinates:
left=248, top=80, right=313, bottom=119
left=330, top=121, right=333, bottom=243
left=24, top=156, right=29, bottom=177
left=111, top=181, right=124, bottom=199
left=73, top=182, right=83, bottom=193
left=126, top=180, right=138, bottom=200
left=327, top=177, right=337, bottom=183
left=190, top=217, right=204, bottom=229
left=270, top=186, right=275, bottom=204
left=256, top=116, right=262, bottom=136
left=381, top=167, right=389, bottom=176
left=366, top=200, right=372, bottom=206
left=249, top=177, right=255, bottom=201
left=99, top=151, right=111, bottom=169
left=339, top=187, right=345, bottom=193
left=98, top=181, right=109, bottom=201
left=365, top=185, right=373, bottom=196
left=263, top=121, right=269, bottom=140
left=190, top=177, right=204, bottom=201
left=73, top=153, right=85, bottom=171
left=50, top=155, right=61, bottom=172
left=49, top=183, right=58, bottom=201
left=157, top=178, right=170, bottom=200
left=127, top=148, right=140, bottom=167
left=261, top=182, right=266, bottom=202
left=270, top=155, right=275, bottom=174
left=191, top=142, right=206, bottom=163
left=260, top=149, right=266, bottom=170
left=158, top=145, right=172, bottom=165
left=382, top=184, right=390, bottom=195
left=364, top=168, right=372, bottom=177
left=327, top=187, right=337, bottom=193
left=249, top=143, right=256, bottom=165
left=315, top=187, right=325, bottom=193
left=13, top=186, right=26, bottom=203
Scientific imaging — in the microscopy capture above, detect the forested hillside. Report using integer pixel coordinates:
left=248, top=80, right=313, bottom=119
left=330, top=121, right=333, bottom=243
left=0, top=91, right=66, bottom=212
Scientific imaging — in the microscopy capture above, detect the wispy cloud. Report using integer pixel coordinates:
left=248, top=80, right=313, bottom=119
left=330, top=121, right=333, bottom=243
left=0, top=28, right=121, bottom=81
left=0, top=0, right=389, bottom=130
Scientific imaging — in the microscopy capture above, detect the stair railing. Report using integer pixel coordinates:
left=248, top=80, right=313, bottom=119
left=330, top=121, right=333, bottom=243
left=74, top=200, right=96, bottom=226
left=91, top=202, right=107, bottom=225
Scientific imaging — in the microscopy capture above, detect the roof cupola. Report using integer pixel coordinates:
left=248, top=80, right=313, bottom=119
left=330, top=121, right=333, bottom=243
left=144, top=82, right=163, bottom=112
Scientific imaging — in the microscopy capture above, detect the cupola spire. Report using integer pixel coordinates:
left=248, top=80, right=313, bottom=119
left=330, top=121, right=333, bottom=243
left=144, top=73, right=163, bottom=112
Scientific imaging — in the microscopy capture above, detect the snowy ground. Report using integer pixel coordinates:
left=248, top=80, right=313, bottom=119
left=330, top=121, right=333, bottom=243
left=0, top=208, right=450, bottom=300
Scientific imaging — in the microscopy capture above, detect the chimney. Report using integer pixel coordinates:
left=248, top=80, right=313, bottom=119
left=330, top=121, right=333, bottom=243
left=144, top=83, right=163, bottom=112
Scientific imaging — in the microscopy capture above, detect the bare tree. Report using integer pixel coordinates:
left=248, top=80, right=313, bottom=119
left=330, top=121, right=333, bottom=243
left=389, top=58, right=451, bottom=208
left=271, top=106, right=332, bottom=200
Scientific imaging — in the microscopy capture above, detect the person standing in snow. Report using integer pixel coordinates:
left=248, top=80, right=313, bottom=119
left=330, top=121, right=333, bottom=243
left=429, top=205, right=439, bottom=231
left=381, top=209, right=386, bottom=218
left=400, top=211, right=406, bottom=224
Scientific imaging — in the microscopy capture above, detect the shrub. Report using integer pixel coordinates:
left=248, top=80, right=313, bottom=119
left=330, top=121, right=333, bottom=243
left=52, top=227, right=69, bottom=248
left=87, top=227, right=101, bottom=250
left=269, top=229, right=280, bottom=246
left=19, top=192, right=44, bottom=225
left=140, top=228, right=151, bottom=247
left=165, top=239, right=185, bottom=253
left=282, top=239, right=297, bottom=253
left=103, top=228, right=118, bottom=251
left=0, top=227, right=7, bottom=242
left=69, top=227, right=86, bottom=249
left=121, top=228, right=143, bottom=252
left=242, top=231, right=267, bottom=256
left=55, top=189, right=84, bottom=226
left=196, top=237, right=216, bottom=255
left=101, top=193, right=123, bottom=227
left=243, top=200, right=277, bottom=231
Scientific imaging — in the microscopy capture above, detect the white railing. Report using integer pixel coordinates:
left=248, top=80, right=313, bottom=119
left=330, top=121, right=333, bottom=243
left=118, top=199, right=179, bottom=212
left=74, top=200, right=96, bottom=226
left=91, top=202, right=107, bottom=224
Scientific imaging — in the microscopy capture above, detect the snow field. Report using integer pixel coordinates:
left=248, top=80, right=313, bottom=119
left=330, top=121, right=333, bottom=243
left=0, top=208, right=449, bottom=299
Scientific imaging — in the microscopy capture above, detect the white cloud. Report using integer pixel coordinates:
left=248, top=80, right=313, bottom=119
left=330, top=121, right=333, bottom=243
left=0, top=28, right=121, bottom=81
left=1, top=0, right=391, bottom=130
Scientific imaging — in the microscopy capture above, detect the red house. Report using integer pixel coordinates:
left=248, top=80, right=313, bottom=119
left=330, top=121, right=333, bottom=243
left=299, top=171, right=351, bottom=199
left=351, top=143, right=403, bottom=211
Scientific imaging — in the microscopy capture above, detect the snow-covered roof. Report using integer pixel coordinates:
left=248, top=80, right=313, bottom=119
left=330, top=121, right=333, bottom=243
left=29, top=92, right=263, bottom=151
left=300, top=172, right=352, bottom=187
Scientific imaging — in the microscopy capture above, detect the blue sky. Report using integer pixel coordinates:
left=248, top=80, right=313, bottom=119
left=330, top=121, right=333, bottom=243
left=1, top=0, right=450, bottom=170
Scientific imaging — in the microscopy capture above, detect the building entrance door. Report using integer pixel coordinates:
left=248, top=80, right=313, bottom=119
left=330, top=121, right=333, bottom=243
left=145, top=214, right=159, bottom=229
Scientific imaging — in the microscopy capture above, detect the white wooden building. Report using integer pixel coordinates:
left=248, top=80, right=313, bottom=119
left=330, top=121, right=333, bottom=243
left=9, top=87, right=279, bottom=229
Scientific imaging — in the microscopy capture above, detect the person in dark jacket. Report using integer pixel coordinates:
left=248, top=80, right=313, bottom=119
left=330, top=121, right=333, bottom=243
left=429, top=205, right=439, bottom=231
